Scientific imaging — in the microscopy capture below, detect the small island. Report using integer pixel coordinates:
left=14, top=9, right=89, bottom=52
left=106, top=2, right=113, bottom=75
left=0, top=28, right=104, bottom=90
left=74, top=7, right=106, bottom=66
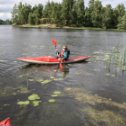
left=11, top=0, right=126, bottom=31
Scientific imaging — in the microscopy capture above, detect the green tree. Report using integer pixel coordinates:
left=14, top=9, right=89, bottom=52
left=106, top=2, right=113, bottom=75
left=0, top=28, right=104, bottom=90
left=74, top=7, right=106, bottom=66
left=74, top=0, right=85, bottom=26
left=102, top=4, right=113, bottom=29
left=85, top=7, right=92, bottom=26
left=92, top=0, right=103, bottom=27
left=12, top=2, right=31, bottom=25
left=32, top=4, right=43, bottom=19
left=28, top=13, right=35, bottom=25
left=88, top=0, right=94, bottom=27
left=118, top=12, right=126, bottom=29
left=43, top=2, right=62, bottom=24
left=115, top=4, right=125, bottom=27
left=61, top=0, right=75, bottom=25
left=43, top=2, right=51, bottom=18
left=28, top=12, right=39, bottom=25
left=12, top=4, right=19, bottom=24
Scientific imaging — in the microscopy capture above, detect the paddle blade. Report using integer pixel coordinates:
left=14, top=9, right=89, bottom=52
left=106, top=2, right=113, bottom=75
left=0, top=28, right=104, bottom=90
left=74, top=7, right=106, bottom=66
left=0, top=118, right=11, bottom=126
left=52, top=39, right=57, bottom=47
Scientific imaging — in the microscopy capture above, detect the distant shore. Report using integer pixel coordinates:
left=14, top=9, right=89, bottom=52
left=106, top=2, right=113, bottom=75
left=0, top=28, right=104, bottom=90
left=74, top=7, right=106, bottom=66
left=14, top=24, right=126, bottom=32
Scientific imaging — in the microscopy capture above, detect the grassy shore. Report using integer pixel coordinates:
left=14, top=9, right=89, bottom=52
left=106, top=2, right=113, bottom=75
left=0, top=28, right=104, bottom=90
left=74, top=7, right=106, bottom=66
left=15, top=24, right=126, bottom=32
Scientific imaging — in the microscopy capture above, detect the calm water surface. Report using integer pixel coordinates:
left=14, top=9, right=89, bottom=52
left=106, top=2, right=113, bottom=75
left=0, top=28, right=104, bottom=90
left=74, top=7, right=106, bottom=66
left=0, top=25, right=126, bottom=126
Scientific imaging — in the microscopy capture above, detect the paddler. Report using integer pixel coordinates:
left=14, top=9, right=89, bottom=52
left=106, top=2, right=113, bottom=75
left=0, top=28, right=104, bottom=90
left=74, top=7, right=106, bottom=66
left=56, top=45, right=70, bottom=61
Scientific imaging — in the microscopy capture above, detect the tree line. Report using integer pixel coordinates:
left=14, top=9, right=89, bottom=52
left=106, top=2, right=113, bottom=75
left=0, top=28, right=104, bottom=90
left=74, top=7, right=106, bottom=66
left=0, top=19, right=11, bottom=25
left=12, top=0, right=126, bottom=29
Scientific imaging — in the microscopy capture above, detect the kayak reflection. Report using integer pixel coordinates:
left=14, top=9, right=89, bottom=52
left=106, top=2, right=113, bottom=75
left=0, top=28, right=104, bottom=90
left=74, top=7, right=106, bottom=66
left=20, top=64, right=70, bottom=81
left=53, top=64, right=69, bottom=79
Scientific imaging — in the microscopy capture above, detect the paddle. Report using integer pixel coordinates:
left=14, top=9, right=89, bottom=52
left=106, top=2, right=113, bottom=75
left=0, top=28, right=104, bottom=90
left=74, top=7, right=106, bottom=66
left=52, top=39, right=57, bottom=48
left=52, top=39, right=63, bottom=70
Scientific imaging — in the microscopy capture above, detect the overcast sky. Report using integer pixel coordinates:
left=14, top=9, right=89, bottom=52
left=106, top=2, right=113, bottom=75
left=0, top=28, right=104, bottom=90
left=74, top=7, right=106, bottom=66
left=0, top=0, right=126, bottom=20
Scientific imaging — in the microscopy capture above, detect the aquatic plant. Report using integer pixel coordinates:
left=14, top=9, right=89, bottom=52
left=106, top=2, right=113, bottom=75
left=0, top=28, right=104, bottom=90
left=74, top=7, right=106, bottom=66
left=51, top=91, right=61, bottom=97
left=17, top=101, right=30, bottom=107
left=64, top=87, right=126, bottom=126
left=28, top=94, right=40, bottom=101
left=93, top=47, right=126, bottom=71
left=48, top=99, right=56, bottom=103
left=31, top=100, right=41, bottom=107
left=17, top=93, right=41, bottom=107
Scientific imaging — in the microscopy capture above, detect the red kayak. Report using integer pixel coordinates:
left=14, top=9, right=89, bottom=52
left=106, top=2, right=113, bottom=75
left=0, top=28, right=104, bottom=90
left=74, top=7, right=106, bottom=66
left=0, top=118, right=11, bottom=126
left=17, top=56, right=90, bottom=64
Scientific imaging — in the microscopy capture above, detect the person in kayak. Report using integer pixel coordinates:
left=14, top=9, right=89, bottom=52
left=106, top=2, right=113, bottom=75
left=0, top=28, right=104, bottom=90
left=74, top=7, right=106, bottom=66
left=56, top=45, right=70, bottom=61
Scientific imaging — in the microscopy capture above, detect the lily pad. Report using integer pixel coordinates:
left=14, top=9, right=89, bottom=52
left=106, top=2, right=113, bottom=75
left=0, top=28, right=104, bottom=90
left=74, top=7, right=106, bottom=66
left=53, top=91, right=61, bottom=95
left=51, top=91, right=61, bottom=97
left=17, top=101, right=30, bottom=106
left=31, top=100, right=41, bottom=107
left=48, top=99, right=56, bottom=103
left=28, top=94, right=40, bottom=101
left=41, top=79, right=52, bottom=84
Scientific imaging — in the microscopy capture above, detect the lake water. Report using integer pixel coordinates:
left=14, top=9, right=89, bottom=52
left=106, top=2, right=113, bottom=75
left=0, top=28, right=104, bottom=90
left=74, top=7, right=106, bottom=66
left=0, top=25, right=126, bottom=126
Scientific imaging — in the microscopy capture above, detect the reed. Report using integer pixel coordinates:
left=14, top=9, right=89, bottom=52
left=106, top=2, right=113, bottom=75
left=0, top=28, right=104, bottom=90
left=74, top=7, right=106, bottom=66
left=94, top=47, right=126, bottom=71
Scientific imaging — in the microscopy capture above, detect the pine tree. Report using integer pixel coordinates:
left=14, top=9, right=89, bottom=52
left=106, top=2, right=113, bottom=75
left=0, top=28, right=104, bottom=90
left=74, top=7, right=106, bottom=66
left=61, top=0, right=75, bottom=25
left=74, top=0, right=85, bottom=26
left=118, top=12, right=126, bottom=29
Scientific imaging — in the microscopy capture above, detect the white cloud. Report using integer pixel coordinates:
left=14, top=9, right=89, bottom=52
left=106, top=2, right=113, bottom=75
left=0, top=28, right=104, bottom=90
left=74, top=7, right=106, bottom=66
left=101, top=0, right=126, bottom=8
left=0, top=12, right=11, bottom=20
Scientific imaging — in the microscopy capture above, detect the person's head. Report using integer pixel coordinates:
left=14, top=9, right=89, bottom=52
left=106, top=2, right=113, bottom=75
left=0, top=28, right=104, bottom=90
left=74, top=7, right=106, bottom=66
left=62, top=45, right=68, bottom=51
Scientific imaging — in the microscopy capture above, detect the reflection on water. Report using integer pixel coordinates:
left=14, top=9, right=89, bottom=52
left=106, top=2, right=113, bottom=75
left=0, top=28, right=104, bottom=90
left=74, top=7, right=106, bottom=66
left=21, top=64, right=70, bottom=81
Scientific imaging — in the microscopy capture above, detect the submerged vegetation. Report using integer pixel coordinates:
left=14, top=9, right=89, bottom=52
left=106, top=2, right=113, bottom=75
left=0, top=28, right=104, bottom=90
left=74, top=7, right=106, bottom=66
left=65, top=87, right=126, bottom=126
left=12, top=0, right=126, bottom=30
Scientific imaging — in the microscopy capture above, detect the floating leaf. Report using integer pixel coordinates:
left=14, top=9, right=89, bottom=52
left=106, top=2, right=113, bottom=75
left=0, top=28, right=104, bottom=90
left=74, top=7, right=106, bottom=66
left=28, top=94, right=40, bottom=101
left=51, top=94, right=58, bottom=97
left=53, top=91, right=61, bottom=95
left=17, top=101, right=30, bottom=106
left=31, top=100, right=41, bottom=107
left=41, top=79, right=52, bottom=84
left=51, top=91, right=61, bottom=97
left=48, top=99, right=56, bottom=103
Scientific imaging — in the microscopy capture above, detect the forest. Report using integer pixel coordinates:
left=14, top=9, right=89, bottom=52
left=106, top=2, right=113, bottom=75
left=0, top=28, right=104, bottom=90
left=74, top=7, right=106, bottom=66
left=12, top=0, right=126, bottom=29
